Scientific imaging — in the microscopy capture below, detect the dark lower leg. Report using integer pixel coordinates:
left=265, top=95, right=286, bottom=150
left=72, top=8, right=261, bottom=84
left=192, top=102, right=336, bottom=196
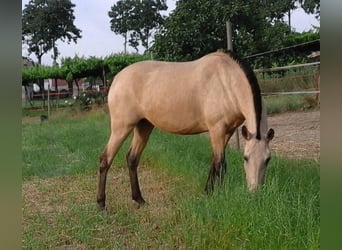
left=97, top=152, right=110, bottom=209
left=126, top=120, right=153, bottom=205
left=205, top=158, right=227, bottom=194
left=127, top=149, right=145, bottom=205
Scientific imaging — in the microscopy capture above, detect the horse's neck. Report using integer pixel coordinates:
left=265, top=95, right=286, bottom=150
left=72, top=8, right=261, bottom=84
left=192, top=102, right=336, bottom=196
left=243, top=99, right=268, bottom=138
left=260, top=103, right=269, bottom=135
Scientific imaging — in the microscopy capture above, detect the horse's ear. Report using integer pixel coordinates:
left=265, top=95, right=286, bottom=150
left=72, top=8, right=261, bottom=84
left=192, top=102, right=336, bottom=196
left=241, top=125, right=252, bottom=140
left=266, top=128, right=274, bottom=142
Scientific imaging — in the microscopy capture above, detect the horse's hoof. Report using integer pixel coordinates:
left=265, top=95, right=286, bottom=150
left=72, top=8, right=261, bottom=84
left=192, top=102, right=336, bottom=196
left=204, top=185, right=214, bottom=195
left=97, top=205, right=106, bottom=212
left=133, top=197, right=146, bottom=208
left=97, top=200, right=106, bottom=211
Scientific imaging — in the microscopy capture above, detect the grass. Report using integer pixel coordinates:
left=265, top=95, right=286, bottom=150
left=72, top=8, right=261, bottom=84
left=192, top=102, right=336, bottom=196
left=264, top=94, right=319, bottom=114
left=258, top=69, right=317, bottom=93
left=22, top=110, right=320, bottom=249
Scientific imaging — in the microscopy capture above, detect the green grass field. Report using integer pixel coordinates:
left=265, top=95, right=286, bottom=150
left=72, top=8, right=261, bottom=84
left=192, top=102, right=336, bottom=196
left=22, top=110, right=319, bottom=249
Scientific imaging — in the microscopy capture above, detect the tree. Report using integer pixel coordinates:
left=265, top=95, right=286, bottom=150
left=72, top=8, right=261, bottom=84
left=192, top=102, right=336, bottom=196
left=129, top=0, right=167, bottom=52
left=108, top=0, right=134, bottom=54
left=45, top=0, right=82, bottom=65
left=109, top=0, right=167, bottom=53
left=297, top=0, right=320, bottom=18
left=22, top=0, right=82, bottom=65
left=152, top=0, right=227, bottom=61
left=151, top=0, right=298, bottom=62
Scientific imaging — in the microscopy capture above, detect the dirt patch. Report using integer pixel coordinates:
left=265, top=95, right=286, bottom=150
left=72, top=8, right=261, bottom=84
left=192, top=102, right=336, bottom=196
left=229, top=110, right=320, bottom=160
left=22, top=166, right=177, bottom=215
left=268, top=111, right=320, bottom=160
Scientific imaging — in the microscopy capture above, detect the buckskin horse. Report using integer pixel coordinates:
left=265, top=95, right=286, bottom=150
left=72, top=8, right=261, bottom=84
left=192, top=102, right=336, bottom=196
left=97, top=51, right=274, bottom=209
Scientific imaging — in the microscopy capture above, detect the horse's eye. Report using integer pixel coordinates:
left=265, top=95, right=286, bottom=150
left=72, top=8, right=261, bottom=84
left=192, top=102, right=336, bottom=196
left=265, top=157, right=271, bottom=165
left=243, top=156, right=249, bottom=162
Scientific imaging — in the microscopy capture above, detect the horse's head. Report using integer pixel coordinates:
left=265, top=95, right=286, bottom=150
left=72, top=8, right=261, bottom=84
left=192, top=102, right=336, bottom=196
left=241, top=125, right=274, bottom=191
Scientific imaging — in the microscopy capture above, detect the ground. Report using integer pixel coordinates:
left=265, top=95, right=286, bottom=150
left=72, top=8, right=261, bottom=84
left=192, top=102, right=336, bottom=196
left=229, top=110, right=320, bottom=160
left=22, top=110, right=320, bottom=248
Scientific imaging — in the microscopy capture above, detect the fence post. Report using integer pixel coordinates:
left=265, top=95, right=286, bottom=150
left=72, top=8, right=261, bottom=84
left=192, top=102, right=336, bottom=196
left=47, top=81, right=50, bottom=117
left=226, top=21, right=233, bottom=52
left=316, top=64, right=320, bottom=107
left=226, top=21, right=240, bottom=150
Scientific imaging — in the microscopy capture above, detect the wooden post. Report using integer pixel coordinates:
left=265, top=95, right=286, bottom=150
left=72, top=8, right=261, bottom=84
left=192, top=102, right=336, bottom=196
left=226, top=21, right=240, bottom=150
left=226, top=21, right=233, bottom=52
left=316, top=64, right=320, bottom=107
left=47, top=80, right=50, bottom=117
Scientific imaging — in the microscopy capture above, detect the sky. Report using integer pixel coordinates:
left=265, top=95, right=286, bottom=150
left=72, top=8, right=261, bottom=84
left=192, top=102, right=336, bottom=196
left=21, top=0, right=320, bottom=66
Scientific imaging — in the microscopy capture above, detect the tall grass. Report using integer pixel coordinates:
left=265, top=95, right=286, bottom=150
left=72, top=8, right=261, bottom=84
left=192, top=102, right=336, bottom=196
left=258, top=69, right=317, bottom=93
left=264, top=94, right=318, bottom=114
left=173, top=158, right=319, bottom=249
left=144, top=130, right=319, bottom=249
left=22, top=111, right=319, bottom=249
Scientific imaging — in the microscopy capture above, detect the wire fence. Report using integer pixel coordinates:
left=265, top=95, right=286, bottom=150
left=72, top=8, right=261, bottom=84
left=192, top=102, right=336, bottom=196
left=256, top=61, right=320, bottom=102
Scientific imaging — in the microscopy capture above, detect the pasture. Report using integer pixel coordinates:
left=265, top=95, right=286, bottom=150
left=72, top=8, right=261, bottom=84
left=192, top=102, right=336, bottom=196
left=22, top=109, right=319, bottom=249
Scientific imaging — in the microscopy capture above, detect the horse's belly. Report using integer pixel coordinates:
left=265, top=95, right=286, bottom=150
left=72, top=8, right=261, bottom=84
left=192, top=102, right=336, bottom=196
left=144, top=110, right=207, bottom=135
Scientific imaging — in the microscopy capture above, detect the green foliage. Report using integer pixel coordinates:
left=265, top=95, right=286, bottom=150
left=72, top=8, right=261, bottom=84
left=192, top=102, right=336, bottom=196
left=104, top=53, right=149, bottom=79
left=22, top=65, right=64, bottom=85
left=129, top=0, right=168, bottom=52
left=22, top=54, right=148, bottom=85
left=108, top=0, right=167, bottom=53
left=61, top=56, right=106, bottom=80
left=151, top=0, right=297, bottom=61
left=298, top=0, right=320, bottom=17
left=284, top=30, right=320, bottom=46
left=151, top=0, right=320, bottom=68
left=22, top=0, right=81, bottom=65
left=152, top=0, right=227, bottom=61
left=108, top=0, right=133, bottom=53
left=249, top=30, right=320, bottom=69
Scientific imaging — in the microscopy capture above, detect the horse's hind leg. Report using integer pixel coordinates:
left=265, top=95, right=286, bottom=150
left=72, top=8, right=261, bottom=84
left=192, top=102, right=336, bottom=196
left=97, top=125, right=133, bottom=210
left=126, top=119, right=154, bottom=205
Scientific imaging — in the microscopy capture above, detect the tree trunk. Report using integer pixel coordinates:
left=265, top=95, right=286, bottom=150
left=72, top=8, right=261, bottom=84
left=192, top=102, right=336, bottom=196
left=39, top=78, right=45, bottom=109
left=54, top=78, right=58, bottom=107
left=36, top=54, right=46, bottom=108
left=74, top=78, right=80, bottom=95
left=68, top=81, right=73, bottom=97
left=124, top=32, right=127, bottom=54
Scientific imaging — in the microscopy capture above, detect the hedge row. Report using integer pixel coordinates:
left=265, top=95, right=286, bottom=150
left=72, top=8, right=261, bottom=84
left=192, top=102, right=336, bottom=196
left=22, top=53, right=149, bottom=85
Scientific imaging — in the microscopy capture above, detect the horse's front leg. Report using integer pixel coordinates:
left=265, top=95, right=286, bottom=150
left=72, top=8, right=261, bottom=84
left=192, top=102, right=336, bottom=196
left=205, top=157, right=227, bottom=193
left=204, top=129, right=232, bottom=193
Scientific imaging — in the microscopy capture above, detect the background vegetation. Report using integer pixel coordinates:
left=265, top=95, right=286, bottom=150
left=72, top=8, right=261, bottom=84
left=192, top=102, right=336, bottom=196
left=22, top=0, right=320, bottom=67
left=22, top=0, right=320, bottom=111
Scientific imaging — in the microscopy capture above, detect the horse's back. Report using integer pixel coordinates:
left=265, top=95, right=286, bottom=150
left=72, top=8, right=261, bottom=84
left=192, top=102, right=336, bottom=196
left=110, top=52, right=234, bottom=100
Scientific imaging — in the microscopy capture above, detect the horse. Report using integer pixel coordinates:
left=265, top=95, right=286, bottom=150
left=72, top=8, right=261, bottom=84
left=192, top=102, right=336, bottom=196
left=97, top=51, right=274, bottom=209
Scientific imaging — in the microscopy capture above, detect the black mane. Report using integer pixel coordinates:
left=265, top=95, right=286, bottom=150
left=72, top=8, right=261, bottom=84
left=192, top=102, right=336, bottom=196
left=227, top=50, right=262, bottom=140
